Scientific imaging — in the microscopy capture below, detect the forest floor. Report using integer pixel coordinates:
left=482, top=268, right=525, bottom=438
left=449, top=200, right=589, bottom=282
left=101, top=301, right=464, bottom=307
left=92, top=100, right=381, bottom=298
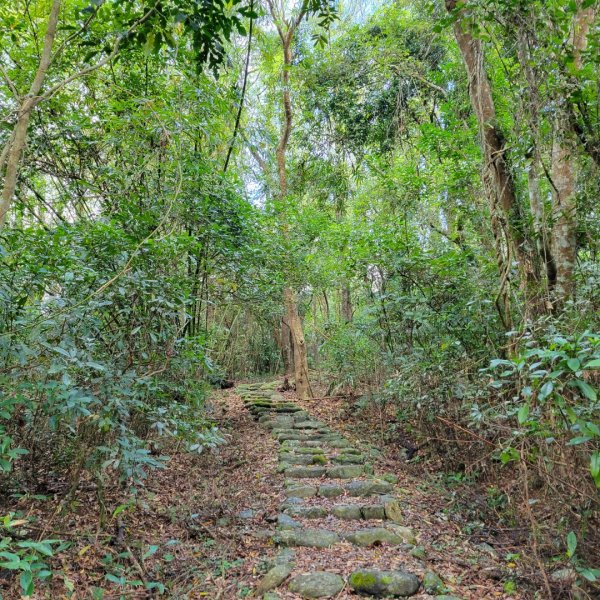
left=4, top=378, right=542, bottom=599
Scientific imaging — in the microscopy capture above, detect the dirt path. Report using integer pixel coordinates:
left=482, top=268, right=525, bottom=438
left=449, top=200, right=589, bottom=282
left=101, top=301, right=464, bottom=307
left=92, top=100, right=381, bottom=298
left=231, top=381, right=523, bottom=600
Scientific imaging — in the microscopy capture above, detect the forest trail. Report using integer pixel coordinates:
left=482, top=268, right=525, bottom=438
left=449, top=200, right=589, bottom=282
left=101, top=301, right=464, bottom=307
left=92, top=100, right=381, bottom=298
left=233, top=381, right=521, bottom=600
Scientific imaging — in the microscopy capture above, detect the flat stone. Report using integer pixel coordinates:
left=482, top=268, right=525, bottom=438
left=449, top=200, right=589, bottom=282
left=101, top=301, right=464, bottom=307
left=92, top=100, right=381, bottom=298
left=384, top=499, right=403, bottom=523
left=332, top=504, right=362, bottom=520
left=361, top=505, right=386, bottom=520
left=288, top=572, right=344, bottom=598
left=344, top=527, right=404, bottom=546
left=325, top=439, right=350, bottom=448
left=346, top=480, right=393, bottom=496
left=252, top=528, right=275, bottom=540
left=332, top=453, right=365, bottom=464
left=285, top=466, right=327, bottom=478
left=263, top=592, right=281, bottom=600
left=273, top=548, right=296, bottom=567
left=285, top=485, right=317, bottom=498
left=277, top=514, right=301, bottom=530
left=291, top=411, right=310, bottom=421
left=279, top=453, right=321, bottom=465
left=294, top=447, right=325, bottom=455
left=318, top=484, right=344, bottom=498
left=284, top=506, right=328, bottom=519
left=348, top=568, right=420, bottom=597
left=410, top=545, right=426, bottom=559
left=275, top=528, right=340, bottom=548
left=423, top=570, right=445, bottom=594
left=294, top=421, right=325, bottom=429
left=237, top=509, right=256, bottom=520
left=386, top=524, right=417, bottom=544
left=327, top=465, right=363, bottom=479
left=282, top=497, right=304, bottom=506
left=255, top=565, right=292, bottom=596
left=277, top=433, right=320, bottom=441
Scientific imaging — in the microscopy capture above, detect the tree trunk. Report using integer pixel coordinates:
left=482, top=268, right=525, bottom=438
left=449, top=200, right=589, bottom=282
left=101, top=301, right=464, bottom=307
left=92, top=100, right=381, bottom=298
left=267, top=1, right=311, bottom=400
left=550, top=4, right=596, bottom=303
left=341, top=285, right=352, bottom=323
left=284, top=287, right=310, bottom=400
left=515, top=21, right=557, bottom=300
left=0, top=0, right=61, bottom=227
left=446, top=0, right=538, bottom=320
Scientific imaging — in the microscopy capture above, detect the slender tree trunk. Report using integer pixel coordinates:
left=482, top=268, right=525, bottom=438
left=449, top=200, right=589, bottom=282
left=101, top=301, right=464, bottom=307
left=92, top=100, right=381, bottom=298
left=515, top=21, right=556, bottom=301
left=341, top=285, right=352, bottom=323
left=284, top=287, right=310, bottom=400
left=0, top=0, right=61, bottom=227
left=267, top=1, right=311, bottom=400
left=550, top=4, right=596, bottom=302
left=446, top=0, right=538, bottom=321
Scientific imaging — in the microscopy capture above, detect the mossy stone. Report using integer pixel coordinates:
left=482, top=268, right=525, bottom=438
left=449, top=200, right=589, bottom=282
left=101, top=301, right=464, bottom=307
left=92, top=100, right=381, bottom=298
left=344, top=527, right=404, bottom=547
left=275, top=528, right=340, bottom=548
left=255, top=565, right=292, bottom=596
left=348, top=568, right=420, bottom=597
left=318, top=484, right=344, bottom=498
left=383, top=499, right=403, bottom=523
left=361, top=504, right=386, bottom=520
left=285, top=466, right=327, bottom=478
left=288, top=572, right=344, bottom=598
left=346, top=480, right=393, bottom=496
left=423, top=570, right=445, bottom=594
left=410, top=545, right=426, bottom=559
left=332, top=504, right=362, bottom=520
left=277, top=513, right=300, bottom=530
left=327, top=465, right=363, bottom=479
left=284, top=506, right=328, bottom=519
left=285, top=485, right=317, bottom=498
left=332, top=453, right=365, bottom=464
left=386, top=524, right=417, bottom=544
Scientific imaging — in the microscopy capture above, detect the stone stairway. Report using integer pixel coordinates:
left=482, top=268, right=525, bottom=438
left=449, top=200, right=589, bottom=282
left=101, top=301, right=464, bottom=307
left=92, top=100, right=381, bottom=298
left=237, top=381, right=459, bottom=599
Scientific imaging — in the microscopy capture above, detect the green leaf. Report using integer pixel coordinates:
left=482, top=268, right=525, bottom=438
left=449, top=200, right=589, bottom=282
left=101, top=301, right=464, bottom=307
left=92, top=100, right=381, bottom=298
left=566, top=531, right=577, bottom=558
left=20, top=570, right=34, bottom=596
left=590, top=451, right=600, bottom=488
left=567, top=436, right=591, bottom=446
left=17, top=541, right=54, bottom=557
left=567, top=358, right=580, bottom=372
left=517, top=404, right=529, bottom=425
left=538, top=381, right=554, bottom=401
left=583, top=358, right=600, bottom=369
left=142, top=545, right=158, bottom=559
left=572, top=379, right=597, bottom=401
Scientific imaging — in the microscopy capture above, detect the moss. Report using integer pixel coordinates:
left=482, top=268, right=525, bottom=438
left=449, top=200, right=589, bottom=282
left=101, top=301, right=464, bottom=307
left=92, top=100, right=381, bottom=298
left=311, top=454, right=327, bottom=465
left=348, top=571, right=379, bottom=589
left=348, top=570, right=391, bottom=592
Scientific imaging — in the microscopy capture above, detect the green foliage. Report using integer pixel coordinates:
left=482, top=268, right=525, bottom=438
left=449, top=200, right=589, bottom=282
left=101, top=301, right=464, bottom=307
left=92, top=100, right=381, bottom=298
left=0, top=514, right=70, bottom=597
left=486, top=331, right=600, bottom=487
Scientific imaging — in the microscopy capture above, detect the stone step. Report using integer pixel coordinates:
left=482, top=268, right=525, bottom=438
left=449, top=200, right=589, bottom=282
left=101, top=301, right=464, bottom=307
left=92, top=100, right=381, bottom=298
left=284, top=479, right=394, bottom=499
left=348, top=568, right=420, bottom=597
left=283, top=465, right=365, bottom=479
left=344, top=525, right=416, bottom=546
left=279, top=453, right=328, bottom=466
left=288, top=572, right=344, bottom=598
left=274, top=528, right=340, bottom=548
left=281, top=502, right=396, bottom=521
